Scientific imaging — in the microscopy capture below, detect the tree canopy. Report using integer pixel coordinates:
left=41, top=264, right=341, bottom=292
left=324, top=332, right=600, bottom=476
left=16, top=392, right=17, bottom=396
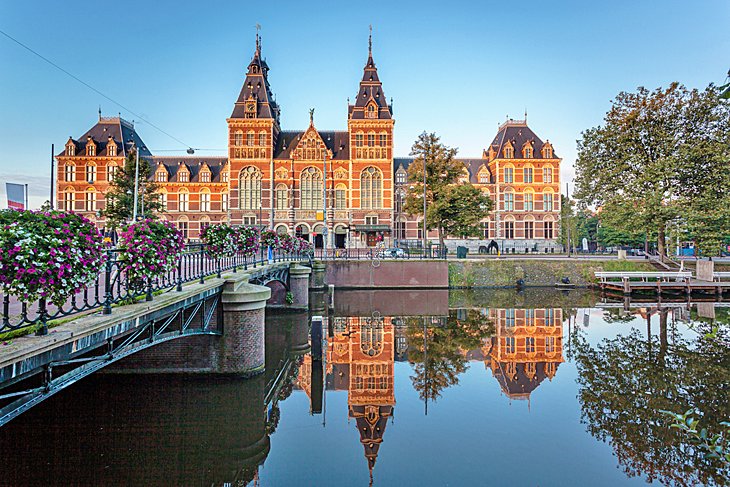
left=101, top=151, right=163, bottom=229
left=574, top=83, right=730, bottom=259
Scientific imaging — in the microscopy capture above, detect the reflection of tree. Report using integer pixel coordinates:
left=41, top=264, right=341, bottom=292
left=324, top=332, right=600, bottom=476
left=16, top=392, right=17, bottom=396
left=602, top=309, right=637, bottom=324
left=573, top=316, right=730, bottom=486
left=407, top=311, right=493, bottom=403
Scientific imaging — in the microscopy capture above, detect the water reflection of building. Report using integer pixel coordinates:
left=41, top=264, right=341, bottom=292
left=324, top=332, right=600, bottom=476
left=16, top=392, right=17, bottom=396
left=482, top=308, right=564, bottom=401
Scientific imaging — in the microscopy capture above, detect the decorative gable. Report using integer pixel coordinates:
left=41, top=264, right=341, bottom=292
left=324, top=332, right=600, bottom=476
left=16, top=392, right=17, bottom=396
left=291, top=126, right=332, bottom=161
left=86, top=136, right=97, bottom=156
left=199, top=162, right=212, bottom=183
left=334, top=167, right=348, bottom=180
left=177, top=163, right=190, bottom=182
left=65, top=137, right=76, bottom=156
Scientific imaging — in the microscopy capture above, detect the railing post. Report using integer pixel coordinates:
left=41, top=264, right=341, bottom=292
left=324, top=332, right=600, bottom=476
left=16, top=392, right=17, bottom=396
left=176, top=253, right=183, bottom=292
left=199, top=245, right=205, bottom=284
left=35, top=297, right=48, bottom=336
left=2, top=294, right=10, bottom=330
left=103, top=250, right=113, bottom=315
left=217, top=257, right=222, bottom=279
left=146, top=277, right=153, bottom=302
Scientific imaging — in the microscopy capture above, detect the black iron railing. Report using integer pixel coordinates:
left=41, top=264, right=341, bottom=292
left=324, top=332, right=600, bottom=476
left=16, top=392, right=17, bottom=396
left=1, top=244, right=308, bottom=336
left=311, top=246, right=447, bottom=261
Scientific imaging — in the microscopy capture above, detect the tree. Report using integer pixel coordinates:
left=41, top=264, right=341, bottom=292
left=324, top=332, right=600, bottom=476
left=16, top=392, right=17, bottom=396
left=685, top=169, right=730, bottom=257
left=101, top=150, right=162, bottom=230
left=404, top=132, right=491, bottom=246
left=574, top=83, right=730, bottom=261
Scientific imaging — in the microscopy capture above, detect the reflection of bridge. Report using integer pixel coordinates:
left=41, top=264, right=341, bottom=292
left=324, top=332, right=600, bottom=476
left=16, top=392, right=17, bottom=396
left=0, top=260, right=316, bottom=426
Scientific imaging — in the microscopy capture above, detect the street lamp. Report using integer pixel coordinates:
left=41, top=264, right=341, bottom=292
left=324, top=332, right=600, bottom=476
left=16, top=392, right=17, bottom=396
left=127, top=141, right=147, bottom=221
left=322, top=143, right=329, bottom=252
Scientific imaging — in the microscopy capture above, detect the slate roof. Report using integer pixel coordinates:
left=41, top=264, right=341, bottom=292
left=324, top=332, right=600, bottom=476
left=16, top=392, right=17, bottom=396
left=489, top=120, right=557, bottom=159
left=491, top=360, right=559, bottom=399
left=274, top=130, right=350, bottom=160
left=393, top=157, right=493, bottom=184
left=348, top=46, right=392, bottom=120
left=147, top=156, right=228, bottom=183
left=230, top=38, right=280, bottom=121
left=58, top=117, right=151, bottom=158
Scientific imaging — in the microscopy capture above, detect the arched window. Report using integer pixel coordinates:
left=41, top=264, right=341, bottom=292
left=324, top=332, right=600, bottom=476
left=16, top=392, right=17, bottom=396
left=504, top=146, right=514, bottom=158
left=367, top=133, right=375, bottom=147
left=360, top=167, right=382, bottom=209
left=543, top=190, right=554, bottom=211
left=258, top=131, right=266, bottom=146
left=503, top=190, right=514, bottom=211
left=200, top=188, right=211, bottom=212
left=239, top=166, right=262, bottom=209
left=334, top=184, right=347, bottom=209
left=366, top=104, right=376, bottom=119
left=543, top=145, right=553, bottom=158
left=524, top=190, right=534, bottom=211
left=107, top=164, right=118, bottom=182
left=64, top=187, right=75, bottom=211
left=355, top=132, right=364, bottom=147
left=234, top=130, right=243, bottom=146
left=300, top=167, right=322, bottom=210
left=86, top=142, right=96, bottom=157
left=275, top=183, right=288, bottom=209
left=85, top=164, right=96, bottom=183
left=159, top=189, right=168, bottom=209
left=64, top=164, right=75, bottom=182
left=503, top=165, right=514, bottom=183
left=360, top=319, right=384, bottom=357
left=523, top=165, right=533, bottom=183
left=65, top=142, right=75, bottom=156
left=178, top=189, right=189, bottom=212
left=84, top=188, right=96, bottom=212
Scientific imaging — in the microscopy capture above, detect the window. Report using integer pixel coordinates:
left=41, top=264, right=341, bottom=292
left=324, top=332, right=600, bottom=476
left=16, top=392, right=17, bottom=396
left=526, top=337, right=536, bottom=354
left=65, top=165, right=75, bottom=182
left=199, top=171, right=210, bottom=183
left=334, top=184, right=346, bottom=209
left=355, top=133, right=364, bottom=147
left=107, top=164, right=117, bottom=182
left=524, top=146, right=533, bottom=158
left=275, top=184, right=288, bottom=209
left=200, top=191, right=210, bottom=212
left=379, top=133, right=387, bottom=146
left=179, top=171, right=189, bottom=183
left=395, top=219, right=406, bottom=240
left=156, top=170, right=167, bottom=182
left=544, top=221, right=554, bottom=239
left=221, top=194, right=228, bottom=211
left=240, top=166, right=262, bottom=209
left=222, top=171, right=229, bottom=183
left=545, top=308, right=555, bottom=326
left=544, top=192, right=553, bottom=211
left=360, top=167, right=382, bottom=209
left=85, top=189, right=96, bottom=212
left=525, top=220, right=534, bottom=239
left=243, top=216, right=256, bottom=226
left=524, top=192, right=534, bottom=211
left=394, top=190, right=404, bottom=213
left=504, top=146, right=514, bottom=158
left=526, top=309, right=535, bottom=327
left=107, top=143, right=116, bottom=157
left=505, top=220, right=515, bottom=239
left=360, top=321, right=384, bottom=356
left=366, top=104, right=376, bottom=119
left=178, top=221, right=188, bottom=239
left=367, top=133, right=375, bottom=147
left=482, top=221, right=489, bottom=238
left=523, top=166, right=533, bottom=183
left=246, top=131, right=255, bottom=146
left=543, top=166, right=553, bottom=183
left=234, top=131, right=243, bottom=146
left=504, top=192, right=514, bottom=211
left=365, top=215, right=378, bottom=225
left=259, top=131, right=266, bottom=146
left=178, top=191, right=189, bottom=211
left=543, top=146, right=553, bottom=158
left=85, top=165, right=96, bottom=183
left=546, top=336, right=556, bottom=354
left=505, top=336, right=516, bottom=354
left=65, top=143, right=75, bottom=156
left=87, top=143, right=95, bottom=156
left=479, top=171, right=489, bottom=184
left=504, top=167, right=513, bottom=183
left=64, top=191, right=75, bottom=211
left=300, top=167, right=322, bottom=210
left=159, top=191, right=168, bottom=209
left=396, top=171, right=406, bottom=184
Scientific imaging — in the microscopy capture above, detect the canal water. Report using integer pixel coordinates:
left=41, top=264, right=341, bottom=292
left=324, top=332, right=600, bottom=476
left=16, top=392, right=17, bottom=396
left=0, top=289, right=727, bottom=486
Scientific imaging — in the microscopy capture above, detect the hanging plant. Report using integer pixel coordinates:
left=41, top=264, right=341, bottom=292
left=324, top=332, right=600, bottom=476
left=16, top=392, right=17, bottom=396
left=0, top=210, right=105, bottom=306
left=200, top=224, right=236, bottom=259
left=118, top=219, right=184, bottom=290
left=260, top=229, right=280, bottom=249
left=277, top=233, right=296, bottom=253
left=235, top=226, right=260, bottom=256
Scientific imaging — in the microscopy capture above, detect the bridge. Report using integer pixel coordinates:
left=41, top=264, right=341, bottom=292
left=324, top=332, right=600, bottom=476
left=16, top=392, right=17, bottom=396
left=0, top=246, right=322, bottom=427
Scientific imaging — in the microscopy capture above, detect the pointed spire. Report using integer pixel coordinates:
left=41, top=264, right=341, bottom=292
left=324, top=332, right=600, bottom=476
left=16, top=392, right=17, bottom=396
left=255, top=23, right=261, bottom=55
left=368, top=24, right=373, bottom=56
left=98, top=106, right=102, bottom=120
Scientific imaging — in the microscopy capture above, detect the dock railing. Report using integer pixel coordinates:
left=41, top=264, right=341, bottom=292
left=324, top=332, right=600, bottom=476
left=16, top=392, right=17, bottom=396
left=594, top=271, right=693, bottom=283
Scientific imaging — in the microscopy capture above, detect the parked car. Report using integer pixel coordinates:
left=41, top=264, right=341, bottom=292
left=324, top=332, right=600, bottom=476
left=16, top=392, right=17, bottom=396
left=382, top=247, right=406, bottom=258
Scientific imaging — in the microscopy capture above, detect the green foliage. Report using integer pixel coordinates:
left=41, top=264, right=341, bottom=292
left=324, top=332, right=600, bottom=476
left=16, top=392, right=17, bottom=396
left=404, top=132, right=491, bottom=245
left=661, top=409, right=730, bottom=467
left=574, top=83, right=730, bottom=260
left=102, top=151, right=162, bottom=229
left=285, top=292, right=294, bottom=305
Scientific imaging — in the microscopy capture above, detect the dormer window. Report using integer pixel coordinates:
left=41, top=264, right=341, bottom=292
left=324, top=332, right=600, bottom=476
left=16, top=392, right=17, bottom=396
left=178, top=170, right=189, bottom=183
left=65, top=140, right=76, bottom=156
left=222, top=171, right=229, bottom=183
left=366, top=103, right=377, bottom=119
left=156, top=170, right=167, bottom=182
left=542, top=144, right=553, bottom=158
left=524, top=146, right=533, bottom=158
left=107, top=141, right=116, bottom=157
left=479, top=169, right=490, bottom=184
left=86, top=142, right=96, bottom=157
left=200, top=171, right=211, bottom=183
left=504, top=146, right=514, bottom=158
left=396, top=171, right=406, bottom=184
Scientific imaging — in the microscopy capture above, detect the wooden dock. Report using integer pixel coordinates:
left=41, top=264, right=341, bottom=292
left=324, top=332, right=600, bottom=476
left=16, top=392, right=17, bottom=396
left=595, top=271, right=730, bottom=296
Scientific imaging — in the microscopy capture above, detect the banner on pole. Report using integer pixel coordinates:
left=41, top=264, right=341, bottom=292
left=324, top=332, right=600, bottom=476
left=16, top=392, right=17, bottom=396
left=6, top=183, right=25, bottom=210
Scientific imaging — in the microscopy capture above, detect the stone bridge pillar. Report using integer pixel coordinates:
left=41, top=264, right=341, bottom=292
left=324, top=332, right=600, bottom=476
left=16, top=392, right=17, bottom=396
left=289, top=264, right=312, bottom=309
left=220, top=274, right=272, bottom=377
left=289, top=311, right=310, bottom=355
left=311, top=261, right=326, bottom=290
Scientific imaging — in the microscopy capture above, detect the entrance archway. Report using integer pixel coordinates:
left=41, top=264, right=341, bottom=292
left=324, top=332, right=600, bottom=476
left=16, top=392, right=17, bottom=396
left=334, top=224, right=347, bottom=248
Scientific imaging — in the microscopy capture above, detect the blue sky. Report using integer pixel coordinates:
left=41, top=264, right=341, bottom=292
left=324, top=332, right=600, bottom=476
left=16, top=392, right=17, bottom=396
left=1, top=0, right=728, bottom=208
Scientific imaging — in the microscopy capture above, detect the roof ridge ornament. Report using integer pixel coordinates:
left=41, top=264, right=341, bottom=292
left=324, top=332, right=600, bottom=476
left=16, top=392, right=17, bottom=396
left=309, top=108, right=315, bottom=125
left=369, top=24, right=372, bottom=56
left=255, top=23, right=261, bottom=55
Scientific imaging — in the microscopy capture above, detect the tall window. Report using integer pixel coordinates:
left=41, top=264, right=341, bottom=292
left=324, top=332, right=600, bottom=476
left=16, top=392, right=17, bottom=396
left=544, top=192, right=554, bottom=211
left=300, top=167, right=322, bottom=210
left=65, top=143, right=75, bottom=156
left=239, top=166, right=262, bottom=209
left=85, top=165, right=96, bottom=183
left=379, top=133, right=387, bottom=147
left=178, top=190, right=189, bottom=212
left=87, top=143, right=95, bottom=156
left=355, top=133, right=364, bottom=147
left=360, top=320, right=384, bottom=357
left=394, top=190, right=404, bottom=213
left=200, top=171, right=210, bottom=183
left=543, top=166, right=553, bottom=183
left=505, top=308, right=515, bottom=328
left=366, top=104, right=376, bottom=118
left=258, top=131, right=266, bottom=146
left=107, top=143, right=116, bottom=156
left=524, top=146, right=533, bottom=158
left=221, top=194, right=228, bottom=211
left=524, top=191, right=534, bottom=211
left=523, top=166, right=533, bottom=183
left=275, top=184, right=288, bottom=209
left=482, top=221, right=489, bottom=238
left=505, top=336, right=516, bottom=354
left=178, top=221, right=188, bottom=239
left=544, top=221, right=554, bottom=239
left=504, top=167, right=514, bottom=183
left=159, top=191, right=168, bottom=209
left=156, top=170, right=167, bottom=182
left=65, top=165, right=75, bottom=182
left=334, top=184, right=347, bottom=209
left=505, top=220, right=515, bottom=239
left=178, top=171, right=189, bottom=183
left=234, top=130, right=243, bottom=146
left=64, top=191, right=75, bottom=211
left=360, top=167, right=382, bottom=209
left=107, top=164, right=117, bottom=182
left=200, top=191, right=210, bottom=212
left=367, top=133, right=375, bottom=147
left=525, top=220, right=534, bottom=239
left=396, top=171, right=406, bottom=184
left=504, top=147, right=514, bottom=158
left=526, top=337, right=536, bottom=354
left=504, top=191, right=514, bottom=211
left=85, top=189, right=96, bottom=211
left=546, top=336, right=556, bottom=354
left=246, top=131, right=255, bottom=146
left=543, top=146, right=553, bottom=158
left=526, top=309, right=535, bottom=327
left=545, top=308, right=555, bottom=326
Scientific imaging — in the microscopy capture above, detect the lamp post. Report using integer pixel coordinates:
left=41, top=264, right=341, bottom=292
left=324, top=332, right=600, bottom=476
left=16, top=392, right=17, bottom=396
left=422, top=157, right=427, bottom=254
left=127, top=141, right=146, bottom=222
left=322, top=149, right=329, bottom=252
